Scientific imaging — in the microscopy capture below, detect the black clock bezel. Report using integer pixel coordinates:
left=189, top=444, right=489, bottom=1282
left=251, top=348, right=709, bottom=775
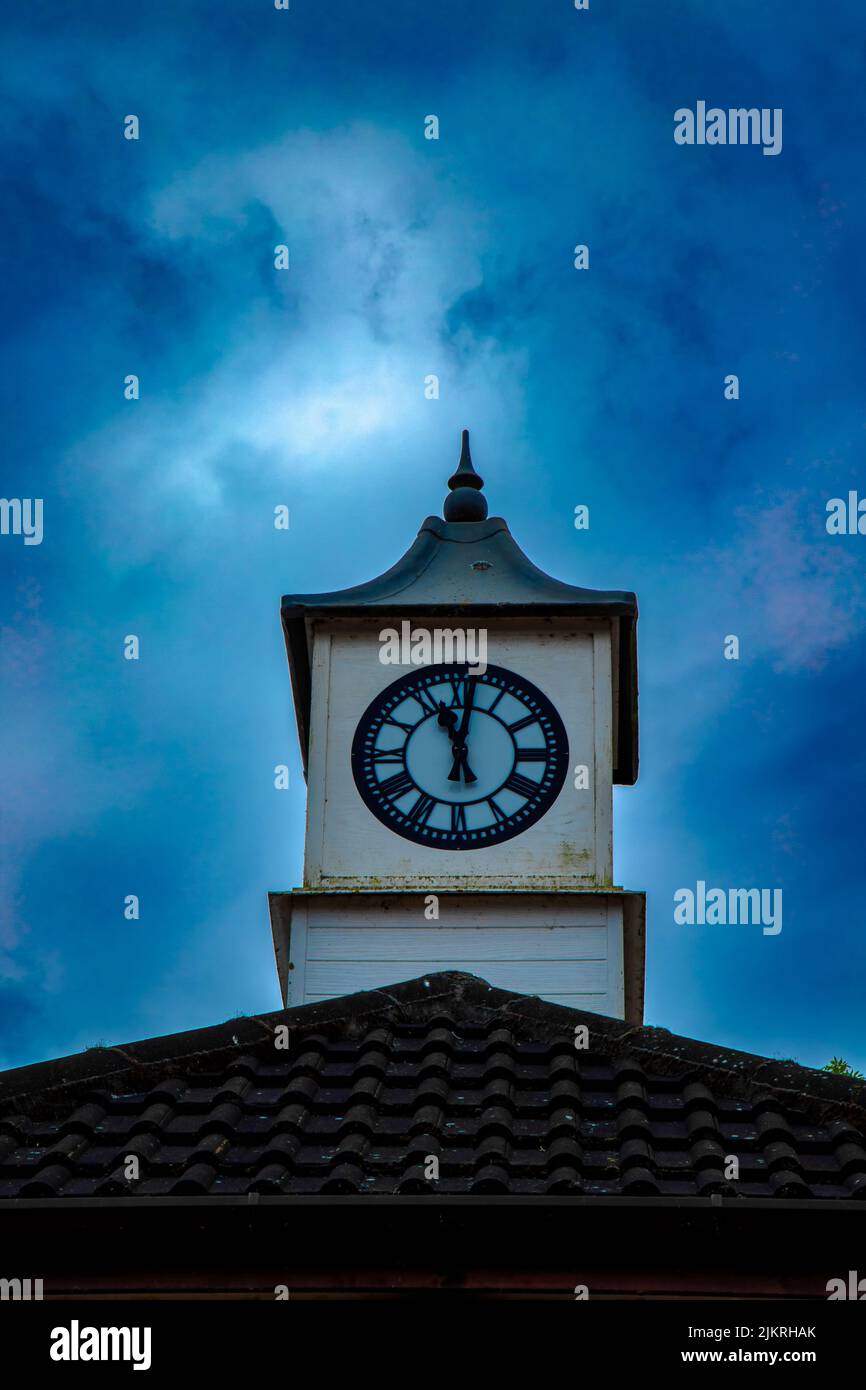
left=350, top=662, right=569, bottom=850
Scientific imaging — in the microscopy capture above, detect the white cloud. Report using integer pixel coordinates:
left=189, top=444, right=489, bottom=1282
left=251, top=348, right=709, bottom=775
left=60, top=122, right=529, bottom=558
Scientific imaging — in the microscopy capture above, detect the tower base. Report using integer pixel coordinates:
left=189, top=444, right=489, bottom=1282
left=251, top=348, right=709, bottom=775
left=268, top=888, right=645, bottom=1023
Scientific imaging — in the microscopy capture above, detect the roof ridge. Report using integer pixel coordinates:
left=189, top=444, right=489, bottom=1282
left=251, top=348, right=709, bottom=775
left=0, top=972, right=863, bottom=1122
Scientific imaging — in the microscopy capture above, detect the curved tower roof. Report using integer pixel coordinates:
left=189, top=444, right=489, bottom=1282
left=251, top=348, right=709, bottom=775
left=281, top=431, right=639, bottom=783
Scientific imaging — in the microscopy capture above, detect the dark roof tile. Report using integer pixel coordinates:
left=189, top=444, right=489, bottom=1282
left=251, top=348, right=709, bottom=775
left=0, top=973, right=863, bottom=1204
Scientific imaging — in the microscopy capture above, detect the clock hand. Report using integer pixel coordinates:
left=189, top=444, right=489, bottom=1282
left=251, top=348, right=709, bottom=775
left=437, top=701, right=458, bottom=735
left=456, top=675, right=476, bottom=740
left=453, top=677, right=478, bottom=781
left=438, top=687, right=477, bottom=782
left=448, top=742, right=477, bottom=784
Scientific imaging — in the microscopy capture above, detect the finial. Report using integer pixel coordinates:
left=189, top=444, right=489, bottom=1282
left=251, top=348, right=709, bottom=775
left=443, top=429, right=488, bottom=522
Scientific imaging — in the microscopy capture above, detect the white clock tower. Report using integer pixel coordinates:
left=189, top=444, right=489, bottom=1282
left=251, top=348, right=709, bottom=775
left=269, top=432, right=645, bottom=1021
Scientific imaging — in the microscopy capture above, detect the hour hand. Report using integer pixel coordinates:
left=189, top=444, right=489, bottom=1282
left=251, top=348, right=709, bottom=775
left=437, top=701, right=457, bottom=733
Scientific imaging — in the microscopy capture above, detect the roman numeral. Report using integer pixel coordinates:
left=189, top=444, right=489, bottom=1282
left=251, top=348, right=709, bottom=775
left=487, top=798, right=508, bottom=823
left=379, top=770, right=416, bottom=799
left=515, top=748, right=547, bottom=762
left=407, top=792, right=436, bottom=824
left=383, top=717, right=416, bottom=733
left=504, top=772, right=540, bottom=799
left=414, top=688, right=440, bottom=716
left=451, top=804, right=467, bottom=833
left=372, top=749, right=405, bottom=764
left=508, top=714, right=537, bottom=733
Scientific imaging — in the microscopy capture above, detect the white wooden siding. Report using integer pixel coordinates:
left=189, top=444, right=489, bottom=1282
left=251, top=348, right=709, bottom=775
left=282, top=892, right=625, bottom=1017
left=306, top=926, right=607, bottom=960
left=305, top=958, right=609, bottom=998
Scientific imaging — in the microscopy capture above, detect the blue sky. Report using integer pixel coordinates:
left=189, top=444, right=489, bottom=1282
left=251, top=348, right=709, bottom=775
left=2, top=0, right=865, bottom=1072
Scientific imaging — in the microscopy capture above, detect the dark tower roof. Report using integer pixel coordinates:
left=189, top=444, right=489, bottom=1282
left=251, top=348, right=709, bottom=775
left=281, top=431, right=639, bottom=782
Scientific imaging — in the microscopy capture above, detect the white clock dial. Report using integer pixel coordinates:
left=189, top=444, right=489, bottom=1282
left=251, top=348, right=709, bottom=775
left=351, top=662, right=569, bottom=849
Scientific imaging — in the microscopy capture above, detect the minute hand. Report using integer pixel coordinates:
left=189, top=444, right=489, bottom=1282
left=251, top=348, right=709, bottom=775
left=455, top=676, right=476, bottom=741
left=448, top=677, right=477, bottom=782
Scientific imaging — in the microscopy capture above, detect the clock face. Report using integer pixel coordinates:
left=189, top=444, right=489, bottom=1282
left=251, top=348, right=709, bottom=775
left=351, top=662, right=569, bottom=849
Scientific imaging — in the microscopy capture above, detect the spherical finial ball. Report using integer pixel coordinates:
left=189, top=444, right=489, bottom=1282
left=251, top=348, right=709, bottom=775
left=444, top=486, right=488, bottom=523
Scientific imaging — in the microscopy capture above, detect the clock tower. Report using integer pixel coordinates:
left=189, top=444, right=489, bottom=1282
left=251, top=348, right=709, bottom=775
left=269, top=432, right=645, bottom=1021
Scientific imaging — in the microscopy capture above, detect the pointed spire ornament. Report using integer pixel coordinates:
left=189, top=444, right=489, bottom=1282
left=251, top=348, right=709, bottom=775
left=443, top=429, right=488, bottom=522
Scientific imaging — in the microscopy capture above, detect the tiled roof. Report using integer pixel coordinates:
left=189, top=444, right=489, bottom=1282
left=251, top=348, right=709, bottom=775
left=0, top=973, right=864, bottom=1202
